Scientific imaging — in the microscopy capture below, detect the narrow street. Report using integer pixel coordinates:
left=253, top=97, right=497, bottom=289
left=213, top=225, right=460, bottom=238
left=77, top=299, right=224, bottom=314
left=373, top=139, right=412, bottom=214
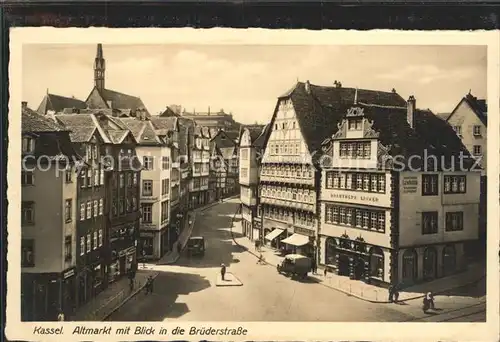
left=108, top=199, right=485, bottom=322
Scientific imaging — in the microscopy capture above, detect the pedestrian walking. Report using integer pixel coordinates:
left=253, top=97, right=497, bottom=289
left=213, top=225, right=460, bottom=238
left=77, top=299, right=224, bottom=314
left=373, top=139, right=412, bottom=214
left=177, top=242, right=182, bottom=255
left=57, top=310, right=65, bottom=321
left=142, top=250, right=146, bottom=269
left=422, top=296, right=430, bottom=313
left=426, top=291, right=435, bottom=310
left=220, top=263, right=226, bottom=280
left=145, top=275, right=154, bottom=295
left=323, top=267, right=327, bottom=277
left=393, top=283, right=400, bottom=303
left=311, top=258, right=317, bottom=274
left=256, top=253, right=265, bottom=264
left=388, top=284, right=394, bottom=302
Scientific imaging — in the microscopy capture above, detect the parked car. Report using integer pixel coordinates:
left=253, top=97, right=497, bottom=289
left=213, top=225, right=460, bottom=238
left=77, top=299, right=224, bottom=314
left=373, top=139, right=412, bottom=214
left=187, top=236, right=205, bottom=256
left=277, top=254, right=311, bottom=279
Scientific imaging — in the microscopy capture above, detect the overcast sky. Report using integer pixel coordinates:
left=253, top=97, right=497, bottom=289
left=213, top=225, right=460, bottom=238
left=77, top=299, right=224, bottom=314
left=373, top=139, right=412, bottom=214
left=22, top=44, right=486, bottom=124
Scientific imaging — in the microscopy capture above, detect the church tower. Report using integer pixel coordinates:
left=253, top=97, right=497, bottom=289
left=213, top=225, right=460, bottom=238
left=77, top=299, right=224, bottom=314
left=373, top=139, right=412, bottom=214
left=94, top=43, right=105, bottom=91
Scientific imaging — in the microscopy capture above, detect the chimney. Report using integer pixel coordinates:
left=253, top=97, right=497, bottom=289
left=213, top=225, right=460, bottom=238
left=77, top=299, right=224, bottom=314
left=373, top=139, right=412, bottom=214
left=21, top=101, right=27, bottom=110
left=208, top=106, right=211, bottom=115
left=305, top=80, right=311, bottom=94
left=407, top=95, right=416, bottom=128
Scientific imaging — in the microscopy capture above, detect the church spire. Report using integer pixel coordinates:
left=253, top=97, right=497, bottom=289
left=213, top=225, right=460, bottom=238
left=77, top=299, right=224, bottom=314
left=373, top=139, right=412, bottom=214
left=94, top=43, right=105, bottom=91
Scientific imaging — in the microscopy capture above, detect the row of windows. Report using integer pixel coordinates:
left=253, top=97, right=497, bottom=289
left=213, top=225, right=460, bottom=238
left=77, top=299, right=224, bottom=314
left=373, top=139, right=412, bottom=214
left=263, top=206, right=315, bottom=227
left=141, top=200, right=169, bottom=223
left=84, top=143, right=99, bottom=162
left=116, top=172, right=138, bottom=189
left=260, top=185, right=315, bottom=203
left=422, top=211, right=464, bottom=234
left=111, top=197, right=138, bottom=216
left=423, top=175, right=466, bottom=195
left=452, top=124, right=483, bottom=137
left=22, top=137, right=35, bottom=154
left=268, top=141, right=302, bottom=156
left=325, top=172, right=386, bottom=193
left=324, top=204, right=386, bottom=232
left=339, top=141, right=371, bottom=159
left=143, top=156, right=171, bottom=170
left=79, top=199, right=104, bottom=221
left=193, top=178, right=209, bottom=188
left=80, top=230, right=104, bottom=256
left=80, top=168, right=105, bottom=188
left=142, top=178, right=171, bottom=196
left=274, top=120, right=297, bottom=131
left=261, top=164, right=314, bottom=178
left=194, top=164, right=210, bottom=173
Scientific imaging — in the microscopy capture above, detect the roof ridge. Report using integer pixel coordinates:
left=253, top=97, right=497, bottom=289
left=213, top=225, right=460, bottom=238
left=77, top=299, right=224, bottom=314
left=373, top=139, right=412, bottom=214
left=357, top=102, right=407, bottom=109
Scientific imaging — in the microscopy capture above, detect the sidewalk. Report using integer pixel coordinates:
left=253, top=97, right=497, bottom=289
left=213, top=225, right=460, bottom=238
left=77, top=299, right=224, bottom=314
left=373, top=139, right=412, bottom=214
left=70, top=270, right=159, bottom=321
left=231, top=215, right=486, bottom=304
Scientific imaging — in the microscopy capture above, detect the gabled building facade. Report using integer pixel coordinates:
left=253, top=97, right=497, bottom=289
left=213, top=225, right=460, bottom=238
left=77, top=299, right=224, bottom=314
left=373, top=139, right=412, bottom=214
left=189, top=126, right=211, bottom=208
left=319, top=96, right=481, bottom=287
left=212, top=130, right=240, bottom=196
left=238, top=124, right=267, bottom=241
left=114, top=118, right=173, bottom=260
left=259, top=81, right=409, bottom=261
left=445, top=92, right=487, bottom=173
left=21, top=104, right=81, bottom=321
left=54, top=113, right=110, bottom=312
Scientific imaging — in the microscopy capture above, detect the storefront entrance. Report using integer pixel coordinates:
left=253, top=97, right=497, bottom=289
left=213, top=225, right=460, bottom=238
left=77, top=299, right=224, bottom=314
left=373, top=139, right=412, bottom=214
left=353, top=257, right=366, bottom=280
left=423, top=247, right=438, bottom=280
left=402, top=249, right=418, bottom=284
left=338, top=254, right=350, bottom=276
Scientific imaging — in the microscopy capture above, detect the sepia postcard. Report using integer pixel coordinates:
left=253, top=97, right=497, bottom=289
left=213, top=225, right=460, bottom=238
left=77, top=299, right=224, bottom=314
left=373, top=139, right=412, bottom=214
left=6, top=28, right=500, bottom=341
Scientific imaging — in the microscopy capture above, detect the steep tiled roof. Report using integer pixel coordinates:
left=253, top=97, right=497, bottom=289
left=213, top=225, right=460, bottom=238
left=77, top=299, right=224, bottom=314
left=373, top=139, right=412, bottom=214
left=120, top=118, right=161, bottom=145
left=37, top=93, right=87, bottom=115
left=253, top=124, right=270, bottom=149
left=55, top=114, right=96, bottom=142
left=150, top=116, right=178, bottom=131
left=282, top=82, right=407, bottom=155
left=108, top=130, right=130, bottom=144
left=464, top=94, right=487, bottom=126
left=324, top=103, right=474, bottom=170
left=22, top=106, right=66, bottom=133
left=99, top=88, right=150, bottom=116
left=435, top=113, right=450, bottom=121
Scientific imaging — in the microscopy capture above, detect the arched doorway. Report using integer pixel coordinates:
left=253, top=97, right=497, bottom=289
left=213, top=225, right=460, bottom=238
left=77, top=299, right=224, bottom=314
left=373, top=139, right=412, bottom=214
left=325, top=237, right=336, bottom=265
left=402, top=249, right=418, bottom=284
left=423, top=247, right=437, bottom=280
left=369, top=247, right=384, bottom=279
left=443, top=245, right=456, bottom=276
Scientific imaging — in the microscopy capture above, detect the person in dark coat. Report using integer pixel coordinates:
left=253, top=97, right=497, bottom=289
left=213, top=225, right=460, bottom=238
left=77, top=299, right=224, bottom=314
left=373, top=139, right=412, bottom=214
left=388, top=284, right=394, bottom=302
left=220, top=263, right=226, bottom=280
left=393, top=283, right=400, bottom=303
left=311, top=258, right=317, bottom=274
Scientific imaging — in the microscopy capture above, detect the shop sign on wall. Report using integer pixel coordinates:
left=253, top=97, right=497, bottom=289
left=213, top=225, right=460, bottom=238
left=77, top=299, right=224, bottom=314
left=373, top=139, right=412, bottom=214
left=402, top=176, right=418, bottom=193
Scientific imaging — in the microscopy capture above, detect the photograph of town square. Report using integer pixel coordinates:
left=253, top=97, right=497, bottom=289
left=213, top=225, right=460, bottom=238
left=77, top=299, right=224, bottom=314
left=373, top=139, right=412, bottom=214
left=20, top=44, right=487, bottom=322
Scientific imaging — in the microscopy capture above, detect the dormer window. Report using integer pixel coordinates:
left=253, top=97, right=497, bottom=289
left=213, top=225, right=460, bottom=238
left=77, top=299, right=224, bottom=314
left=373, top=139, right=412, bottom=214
left=22, top=137, right=35, bottom=154
left=348, top=119, right=363, bottom=131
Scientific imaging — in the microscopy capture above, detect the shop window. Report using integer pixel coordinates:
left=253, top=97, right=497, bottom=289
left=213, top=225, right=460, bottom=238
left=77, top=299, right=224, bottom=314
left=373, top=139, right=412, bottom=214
left=369, top=247, right=384, bottom=279
left=325, top=237, right=337, bottom=265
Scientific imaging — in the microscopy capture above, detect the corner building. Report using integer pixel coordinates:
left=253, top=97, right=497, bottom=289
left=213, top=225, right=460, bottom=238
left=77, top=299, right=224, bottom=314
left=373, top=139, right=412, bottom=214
left=319, top=97, right=481, bottom=286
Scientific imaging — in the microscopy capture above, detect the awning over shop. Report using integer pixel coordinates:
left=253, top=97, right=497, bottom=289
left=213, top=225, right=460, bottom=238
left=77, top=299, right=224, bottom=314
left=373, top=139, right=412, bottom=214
left=264, top=228, right=285, bottom=241
left=281, top=233, right=310, bottom=247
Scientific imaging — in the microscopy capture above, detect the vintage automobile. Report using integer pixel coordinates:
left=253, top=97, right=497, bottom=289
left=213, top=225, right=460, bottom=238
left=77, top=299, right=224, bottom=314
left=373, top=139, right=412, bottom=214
left=186, top=236, right=205, bottom=256
left=276, top=254, right=312, bottom=279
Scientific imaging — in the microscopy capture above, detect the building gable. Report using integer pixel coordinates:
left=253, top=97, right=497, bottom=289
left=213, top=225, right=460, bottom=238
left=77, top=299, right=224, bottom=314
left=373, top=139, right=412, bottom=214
left=85, top=87, right=109, bottom=110
left=261, top=98, right=313, bottom=165
left=240, top=129, right=251, bottom=147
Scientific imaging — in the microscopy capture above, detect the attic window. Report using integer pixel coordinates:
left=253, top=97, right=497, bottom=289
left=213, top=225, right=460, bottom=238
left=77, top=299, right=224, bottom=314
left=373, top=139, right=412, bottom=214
left=221, top=136, right=226, bottom=140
